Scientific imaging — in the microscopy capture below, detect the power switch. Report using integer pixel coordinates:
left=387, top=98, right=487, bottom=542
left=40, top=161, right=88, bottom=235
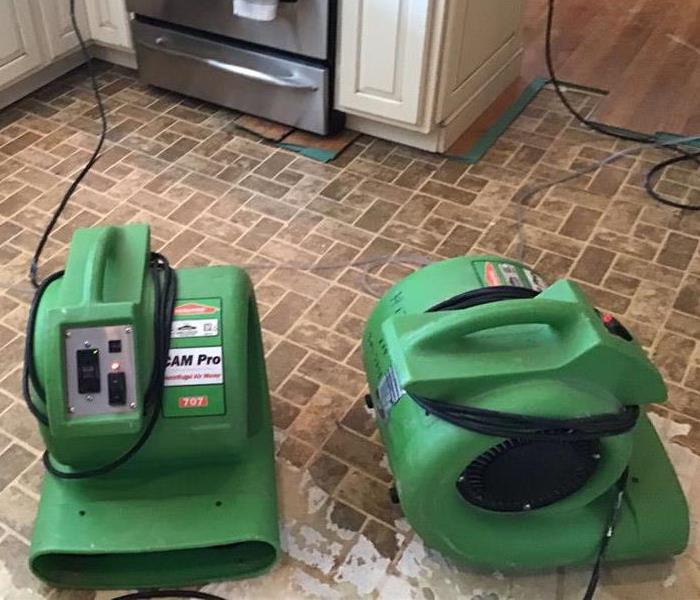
left=108, top=372, right=127, bottom=405
left=77, top=349, right=101, bottom=394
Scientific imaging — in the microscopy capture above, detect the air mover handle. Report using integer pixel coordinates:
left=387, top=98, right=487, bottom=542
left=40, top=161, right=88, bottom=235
left=411, top=298, right=579, bottom=349
left=81, top=227, right=115, bottom=305
left=57, top=224, right=150, bottom=309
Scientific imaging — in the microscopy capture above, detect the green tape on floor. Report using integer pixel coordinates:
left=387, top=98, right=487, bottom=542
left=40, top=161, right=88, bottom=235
left=278, top=143, right=336, bottom=163
left=448, top=77, right=549, bottom=164
left=446, top=79, right=700, bottom=165
left=655, top=132, right=700, bottom=149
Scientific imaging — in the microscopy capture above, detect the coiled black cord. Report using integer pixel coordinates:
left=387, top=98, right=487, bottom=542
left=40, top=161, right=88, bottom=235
left=22, top=1, right=178, bottom=480
left=32, top=252, right=177, bottom=480
left=22, top=271, right=64, bottom=426
left=20, top=3, right=221, bottom=598
left=410, top=394, right=639, bottom=441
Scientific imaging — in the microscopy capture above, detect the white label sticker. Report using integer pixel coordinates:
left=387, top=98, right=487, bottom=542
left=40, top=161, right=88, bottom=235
left=498, top=263, right=524, bottom=287
left=524, top=269, right=548, bottom=291
left=164, top=346, right=223, bottom=387
left=171, top=318, right=219, bottom=339
left=376, top=367, right=404, bottom=419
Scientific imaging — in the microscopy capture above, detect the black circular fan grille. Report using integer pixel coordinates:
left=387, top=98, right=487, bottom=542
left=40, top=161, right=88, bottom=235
left=457, top=438, right=599, bottom=512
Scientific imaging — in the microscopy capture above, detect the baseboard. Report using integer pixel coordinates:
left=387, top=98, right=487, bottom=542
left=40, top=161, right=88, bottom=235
left=0, top=42, right=137, bottom=112
left=90, top=44, right=137, bottom=70
left=0, top=50, right=85, bottom=110
left=345, top=114, right=443, bottom=152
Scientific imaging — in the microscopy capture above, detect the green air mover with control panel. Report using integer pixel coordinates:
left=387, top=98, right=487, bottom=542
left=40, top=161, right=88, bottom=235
left=362, top=255, right=688, bottom=570
left=25, top=224, right=279, bottom=589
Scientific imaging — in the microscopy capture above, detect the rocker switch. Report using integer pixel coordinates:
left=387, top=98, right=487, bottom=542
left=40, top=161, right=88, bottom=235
left=108, top=372, right=127, bottom=406
left=77, top=349, right=101, bottom=394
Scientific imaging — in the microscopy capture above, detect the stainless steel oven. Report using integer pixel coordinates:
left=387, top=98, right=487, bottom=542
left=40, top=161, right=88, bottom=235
left=126, top=0, right=342, bottom=135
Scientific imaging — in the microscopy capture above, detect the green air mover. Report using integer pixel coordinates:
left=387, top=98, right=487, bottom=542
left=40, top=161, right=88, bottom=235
left=24, top=224, right=279, bottom=589
left=362, top=255, right=689, bottom=571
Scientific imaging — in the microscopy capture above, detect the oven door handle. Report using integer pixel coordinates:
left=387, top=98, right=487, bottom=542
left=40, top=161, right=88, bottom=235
left=138, top=38, right=319, bottom=91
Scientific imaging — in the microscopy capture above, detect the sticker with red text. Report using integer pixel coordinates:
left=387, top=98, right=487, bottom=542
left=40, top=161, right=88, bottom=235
left=178, top=395, right=209, bottom=409
left=484, top=262, right=501, bottom=286
left=174, top=302, right=219, bottom=316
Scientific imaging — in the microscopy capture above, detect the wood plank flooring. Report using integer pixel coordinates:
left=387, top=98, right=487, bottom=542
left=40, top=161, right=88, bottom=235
left=449, top=0, right=700, bottom=154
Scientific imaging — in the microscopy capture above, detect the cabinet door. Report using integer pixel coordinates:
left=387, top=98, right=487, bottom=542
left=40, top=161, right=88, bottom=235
left=85, top=0, right=132, bottom=49
left=438, top=0, right=523, bottom=120
left=37, top=0, right=90, bottom=60
left=0, top=0, right=45, bottom=88
left=336, top=0, right=434, bottom=126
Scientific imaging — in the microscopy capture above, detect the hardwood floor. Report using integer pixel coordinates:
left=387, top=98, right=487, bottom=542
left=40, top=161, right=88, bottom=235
left=449, top=0, right=700, bottom=154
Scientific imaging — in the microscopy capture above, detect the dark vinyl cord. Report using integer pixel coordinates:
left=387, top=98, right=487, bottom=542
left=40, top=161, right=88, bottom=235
left=38, top=252, right=177, bottom=480
left=414, top=286, right=638, bottom=599
left=22, top=4, right=216, bottom=597
left=112, top=590, right=227, bottom=600
left=583, top=470, right=629, bottom=600
left=29, top=0, right=109, bottom=289
left=25, top=0, right=178, bottom=481
left=410, top=393, right=639, bottom=441
left=545, top=0, right=700, bottom=210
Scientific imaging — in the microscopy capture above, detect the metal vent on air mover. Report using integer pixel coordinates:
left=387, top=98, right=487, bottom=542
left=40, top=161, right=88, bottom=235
left=457, top=438, right=600, bottom=512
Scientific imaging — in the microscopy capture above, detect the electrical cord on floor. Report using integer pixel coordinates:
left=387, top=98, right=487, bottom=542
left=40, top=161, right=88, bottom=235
left=545, top=0, right=700, bottom=210
left=112, top=590, right=227, bottom=600
left=23, top=0, right=178, bottom=481
left=513, top=134, right=700, bottom=261
left=20, top=5, right=218, bottom=597
left=29, top=0, right=108, bottom=289
left=583, top=469, right=629, bottom=600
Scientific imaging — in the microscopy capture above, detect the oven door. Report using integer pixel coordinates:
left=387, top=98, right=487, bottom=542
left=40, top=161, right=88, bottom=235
left=126, top=0, right=331, bottom=61
left=131, top=19, right=333, bottom=134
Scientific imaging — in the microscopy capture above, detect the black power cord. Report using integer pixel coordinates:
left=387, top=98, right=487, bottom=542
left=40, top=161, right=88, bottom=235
left=35, top=252, right=176, bottom=480
left=582, top=469, right=629, bottom=600
left=545, top=0, right=700, bottom=210
left=23, top=0, right=177, bottom=480
left=20, top=5, right=222, bottom=598
left=410, top=284, right=638, bottom=599
left=29, top=0, right=109, bottom=288
left=410, top=394, right=639, bottom=441
left=112, top=591, right=227, bottom=600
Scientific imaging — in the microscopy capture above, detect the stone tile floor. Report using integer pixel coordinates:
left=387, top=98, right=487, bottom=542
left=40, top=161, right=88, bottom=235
left=0, top=63, right=699, bottom=599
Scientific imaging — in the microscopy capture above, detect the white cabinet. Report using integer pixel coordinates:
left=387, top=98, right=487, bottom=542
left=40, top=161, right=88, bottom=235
left=85, top=0, right=132, bottom=49
left=337, top=0, right=524, bottom=152
left=37, top=0, right=91, bottom=60
left=0, top=0, right=134, bottom=105
left=438, top=0, right=523, bottom=121
left=336, top=0, right=434, bottom=126
left=0, top=0, right=45, bottom=87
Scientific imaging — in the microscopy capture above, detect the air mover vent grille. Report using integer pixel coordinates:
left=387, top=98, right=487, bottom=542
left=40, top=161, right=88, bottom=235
left=457, top=438, right=599, bottom=512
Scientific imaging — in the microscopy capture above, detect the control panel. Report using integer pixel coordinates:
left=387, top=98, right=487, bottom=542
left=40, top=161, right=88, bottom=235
left=63, top=325, right=138, bottom=418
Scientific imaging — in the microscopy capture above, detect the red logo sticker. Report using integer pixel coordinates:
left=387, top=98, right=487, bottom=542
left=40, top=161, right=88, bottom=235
left=174, top=303, right=219, bottom=316
left=178, top=396, right=209, bottom=408
left=484, top=262, right=501, bottom=286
